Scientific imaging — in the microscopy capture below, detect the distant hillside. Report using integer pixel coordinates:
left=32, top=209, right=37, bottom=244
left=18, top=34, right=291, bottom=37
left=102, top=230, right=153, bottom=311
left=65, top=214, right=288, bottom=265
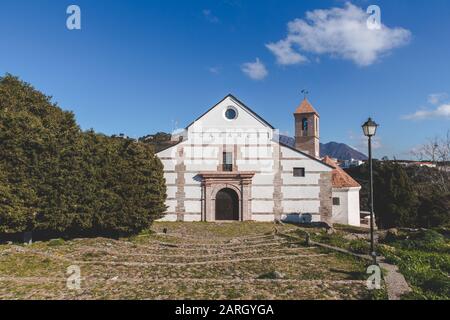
left=139, top=132, right=180, bottom=152
left=320, top=142, right=367, bottom=161
left=279, top=136, right=367, bottom=161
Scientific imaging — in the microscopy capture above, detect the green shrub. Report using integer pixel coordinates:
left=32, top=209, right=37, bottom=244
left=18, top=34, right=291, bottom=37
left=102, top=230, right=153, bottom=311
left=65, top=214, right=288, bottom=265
left=390, top=230, right=448, bottom=253
left=47, top=238, right=65, bottom=246
left=0, top=74, right=166, bottom=237
left=346, top=162, right=450, bottom=229
left=349, top=239, right=370, bottom=254
left=422, top=276, right=450, bottom=297
left=315, top=233, right=348, bottom=248
left=380, top=245, right=450, bottom=300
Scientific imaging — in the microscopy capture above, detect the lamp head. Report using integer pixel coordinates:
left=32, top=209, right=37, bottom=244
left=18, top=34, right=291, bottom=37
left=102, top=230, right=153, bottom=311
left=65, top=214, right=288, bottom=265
left=362, top=118, right=379, bottom=137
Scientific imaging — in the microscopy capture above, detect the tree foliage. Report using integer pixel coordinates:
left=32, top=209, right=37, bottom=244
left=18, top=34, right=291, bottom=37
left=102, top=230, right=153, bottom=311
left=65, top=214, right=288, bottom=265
left=0, top=74, right=166, bottom=236
left=346, top=161, right=449, bottom=229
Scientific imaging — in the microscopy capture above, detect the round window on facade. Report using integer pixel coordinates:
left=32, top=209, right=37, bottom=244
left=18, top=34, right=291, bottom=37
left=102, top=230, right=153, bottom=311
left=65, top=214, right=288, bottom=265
left=224, top=107, right=238, bottom=120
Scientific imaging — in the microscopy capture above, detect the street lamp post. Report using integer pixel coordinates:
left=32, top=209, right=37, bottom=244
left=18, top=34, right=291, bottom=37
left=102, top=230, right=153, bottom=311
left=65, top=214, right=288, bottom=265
left=362, top=118, right=379, bottom=265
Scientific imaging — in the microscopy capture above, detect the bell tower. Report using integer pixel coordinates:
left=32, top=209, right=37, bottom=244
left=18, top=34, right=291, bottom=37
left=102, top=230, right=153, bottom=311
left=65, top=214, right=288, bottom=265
left=294, top=98, right=320, bottom=158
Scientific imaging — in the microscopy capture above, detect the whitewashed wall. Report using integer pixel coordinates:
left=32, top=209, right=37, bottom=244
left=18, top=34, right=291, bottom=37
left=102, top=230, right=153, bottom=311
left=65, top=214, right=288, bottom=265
left=157, top=140, right=331, bottom=221
left=347, top=188, right=361, bottom=226
left=156, top=95, right=334, bottom=222
left=331, top=187, right=361, bottom=226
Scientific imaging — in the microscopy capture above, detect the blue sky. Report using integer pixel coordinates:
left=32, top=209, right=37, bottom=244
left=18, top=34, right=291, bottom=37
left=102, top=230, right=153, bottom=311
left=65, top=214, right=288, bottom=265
left=0, top=0, right=449, bottom=159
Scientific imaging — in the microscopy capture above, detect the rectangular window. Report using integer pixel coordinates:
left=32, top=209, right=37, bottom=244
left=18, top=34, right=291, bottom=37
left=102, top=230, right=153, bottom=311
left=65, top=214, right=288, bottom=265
left=333, top=197, right=340, bottom=206
left=293, top=167, right=305, bottom=177
left=223, top=152, right=233, bottom=171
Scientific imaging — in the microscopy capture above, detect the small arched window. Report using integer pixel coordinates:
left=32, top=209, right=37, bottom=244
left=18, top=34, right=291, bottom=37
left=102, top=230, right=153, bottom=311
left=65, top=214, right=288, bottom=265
left=302, top=118, right=308, bottom=132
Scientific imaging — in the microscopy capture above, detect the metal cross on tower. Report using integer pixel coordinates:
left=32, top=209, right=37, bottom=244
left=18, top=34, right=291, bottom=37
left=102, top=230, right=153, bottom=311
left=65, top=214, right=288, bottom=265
left=301, top=89, right=309, bottom=99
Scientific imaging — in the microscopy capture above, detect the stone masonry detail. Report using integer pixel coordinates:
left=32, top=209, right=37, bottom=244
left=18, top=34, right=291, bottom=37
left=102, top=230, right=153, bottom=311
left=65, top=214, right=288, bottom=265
left=175, top=146, right=186, bottom=221
left=273, top=143, right=283, bottom=221
left=319, top=172, right=333, bottom=223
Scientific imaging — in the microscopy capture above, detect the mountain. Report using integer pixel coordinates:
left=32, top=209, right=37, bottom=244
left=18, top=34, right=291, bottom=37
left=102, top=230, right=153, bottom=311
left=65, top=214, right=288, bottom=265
left=279, top=135, right=367, bottom=161
left=320, top=142, right=367, bottom=161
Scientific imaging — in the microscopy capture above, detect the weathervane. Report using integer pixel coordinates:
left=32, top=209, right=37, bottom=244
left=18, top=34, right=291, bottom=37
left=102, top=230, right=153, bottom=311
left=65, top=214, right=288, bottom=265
left=301, top=89, right=309, bottom=99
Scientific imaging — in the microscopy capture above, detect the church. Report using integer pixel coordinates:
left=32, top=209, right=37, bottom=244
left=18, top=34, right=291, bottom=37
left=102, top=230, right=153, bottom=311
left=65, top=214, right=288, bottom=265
left=156, top=94, right=361, bottom=226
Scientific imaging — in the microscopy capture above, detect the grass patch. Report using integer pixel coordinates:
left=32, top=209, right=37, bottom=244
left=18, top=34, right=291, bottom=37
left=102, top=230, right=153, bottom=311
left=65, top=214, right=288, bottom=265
left=82, top=250, right=109, bottom=260
left=379, top=229, right=450, bottom=300
left=385, top=229, right=448, bottom=253
left=369, top=287, right=389, bottom=300
left=310, top=232, right=365, bottom=252
left=334, top=224, right=370, bottom=235
left=151, top=221, right=284, bottom=238
left=304, top=227, right=449, bottom=299
left=349, top=239, right=370, bottom=254
left=47, top=238, right=65, bottom=247
left=257, top=271, right=283, bottom=279
left=0, top=253, right=65, bottom=277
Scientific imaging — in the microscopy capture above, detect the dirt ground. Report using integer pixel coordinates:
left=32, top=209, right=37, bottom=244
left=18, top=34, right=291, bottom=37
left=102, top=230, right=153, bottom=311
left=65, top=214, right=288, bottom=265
left=0, top=222, right=375, bottom=300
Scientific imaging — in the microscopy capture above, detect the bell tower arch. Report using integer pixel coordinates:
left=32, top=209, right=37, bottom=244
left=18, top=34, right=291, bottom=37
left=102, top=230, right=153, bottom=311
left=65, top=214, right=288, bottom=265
left=294, top=98, right=320, bottom=158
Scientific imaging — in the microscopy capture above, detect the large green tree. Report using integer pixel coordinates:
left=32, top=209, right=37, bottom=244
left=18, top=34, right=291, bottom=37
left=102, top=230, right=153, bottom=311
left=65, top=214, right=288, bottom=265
left=0, top=74, right=166, bottom=236
left=374, top=162, right=419, bottom=228
left=346, top=161, right=419, bottom=229
left=417, top=191, right=450, bottom=228
left=346, top=160, right=450, bottom=229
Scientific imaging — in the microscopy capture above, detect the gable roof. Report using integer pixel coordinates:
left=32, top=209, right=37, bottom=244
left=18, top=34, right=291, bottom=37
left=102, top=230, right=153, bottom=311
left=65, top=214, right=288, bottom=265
left=322, top=156, right=361, bottom=188
left=185, top=94, right=275, bottom=129
left=278, top=141, right=335, bottom=170
left=294, top=98, right=319, bottom=116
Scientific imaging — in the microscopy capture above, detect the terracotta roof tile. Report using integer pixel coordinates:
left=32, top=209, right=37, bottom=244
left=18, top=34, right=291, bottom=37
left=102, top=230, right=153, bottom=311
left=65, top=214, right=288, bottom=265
left=294, top=98, right=319, bottom=115
left=322, top=156, right=361, bottom=188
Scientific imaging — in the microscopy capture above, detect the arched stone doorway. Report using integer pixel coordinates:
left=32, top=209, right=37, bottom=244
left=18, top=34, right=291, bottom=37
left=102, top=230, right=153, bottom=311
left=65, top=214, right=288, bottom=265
left=199, top=172, right=254, bottom=221
left=215, top=188, right=239, bottom=221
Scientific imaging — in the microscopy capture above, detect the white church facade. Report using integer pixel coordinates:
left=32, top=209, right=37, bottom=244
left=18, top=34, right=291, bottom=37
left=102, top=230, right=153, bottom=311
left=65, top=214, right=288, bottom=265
left=156, top=94, right=361, bottom=226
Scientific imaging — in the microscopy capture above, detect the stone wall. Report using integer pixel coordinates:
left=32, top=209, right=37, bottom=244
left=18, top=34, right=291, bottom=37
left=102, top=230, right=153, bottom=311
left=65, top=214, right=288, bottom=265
left=319, top=172, right=333, bottom=223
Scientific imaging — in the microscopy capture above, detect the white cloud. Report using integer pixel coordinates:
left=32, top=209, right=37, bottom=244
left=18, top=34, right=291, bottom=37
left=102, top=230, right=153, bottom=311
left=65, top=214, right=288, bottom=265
left=208, top=66, right=221, bottom=74
left=241, top=58, right=268, bottom=80
left=427, top=93, right=448, bottom=105
left=266, top=40, right=308, bottom=65
left=403, top=104, right=450, bottom=120
left=202, top=9, right=219, bottom=24
left=266, top=2, right=411, bottom=66
left=404, top=93, right=450, bottom=120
